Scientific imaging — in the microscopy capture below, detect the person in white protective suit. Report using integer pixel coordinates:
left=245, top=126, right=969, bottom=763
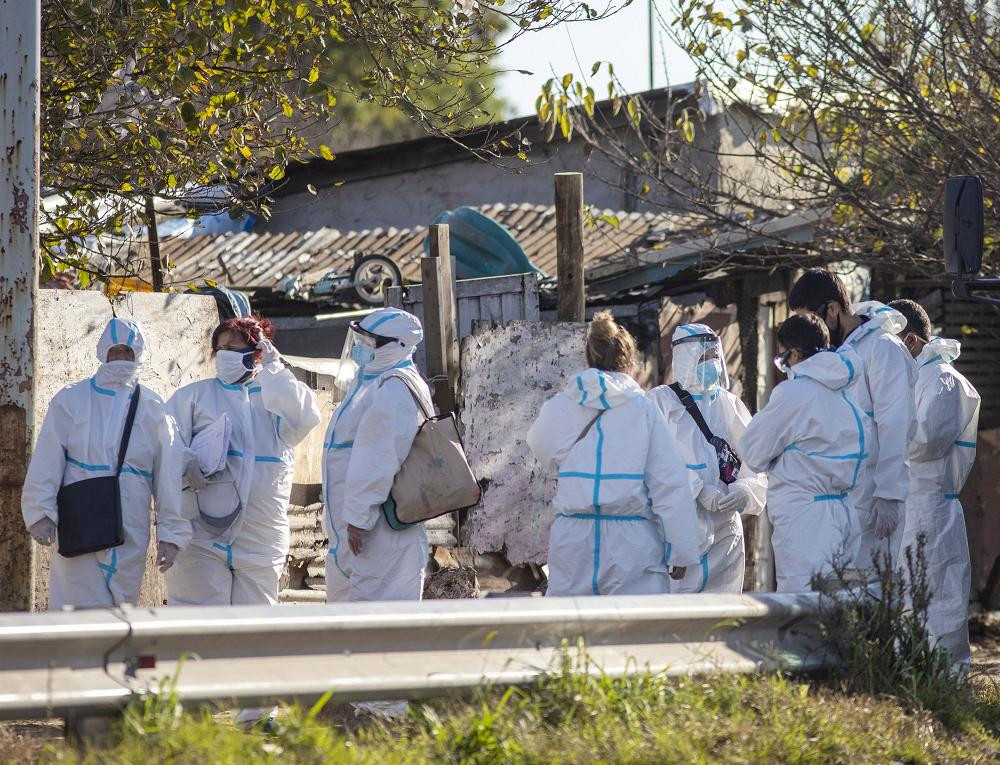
left=648, top=324, right=767, bottom=594
left=166, top=316, right=321, bottom=607
left=889, top=299, right=979, bottom=667
left=526, top=312, right=701, bottom=596
left=739, top=313, right=864, bottom=592
left=788, top=269, right=916, bottom=570
left=21, top=317, right=190, bottom=609
left=322, top=307, right=435, bottom=603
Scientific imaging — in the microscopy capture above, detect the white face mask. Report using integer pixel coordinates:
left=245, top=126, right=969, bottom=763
left=97, top=360, right=140, bottom=385
left=216, top=349, right=257, bottom=385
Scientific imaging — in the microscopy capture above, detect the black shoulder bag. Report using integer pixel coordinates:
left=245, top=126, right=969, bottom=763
left=668, top=382, right=741, bottom=485
left=57, top=386, right=140, bottom=557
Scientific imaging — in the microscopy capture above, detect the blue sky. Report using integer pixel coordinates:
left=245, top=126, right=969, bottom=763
left=493, top=1, right=698, bottom=118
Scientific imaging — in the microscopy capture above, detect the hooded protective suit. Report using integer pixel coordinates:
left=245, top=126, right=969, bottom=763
left=22, top=318, right=190, bottom=609
left=165, top=340, right=321, bottom=606
left=648, top=324, right=767, bottom=594
left=901, top=337, right=979, bottom=666
left=322, top=308, right=434, bottom=603
left=843, top=301, right=917, bottom=569
left=739, top=349, right=865, bottom=592
left=527, top=369, right=701, bottom=597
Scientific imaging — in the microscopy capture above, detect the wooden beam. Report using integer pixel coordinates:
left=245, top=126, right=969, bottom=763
left=421, top=251, right=457, bottom=414
left=555, top=173, right=585, bottom=322
left=428, top=224, right=459, bottom=403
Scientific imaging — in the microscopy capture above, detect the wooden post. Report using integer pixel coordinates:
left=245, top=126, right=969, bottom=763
left=555, top=173, right=585, bottom=322
left=428, top=224, right=459, bottom=399
left=145, top=196, right=163, bottom=292
left=421, top=239, right=458, bottom=413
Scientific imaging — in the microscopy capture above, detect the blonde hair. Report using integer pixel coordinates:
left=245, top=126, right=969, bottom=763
left=585, top=311, right=636, bottom=373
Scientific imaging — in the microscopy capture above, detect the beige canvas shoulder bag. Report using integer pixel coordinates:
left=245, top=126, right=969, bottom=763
left=379, top=373, right=482, bottom=530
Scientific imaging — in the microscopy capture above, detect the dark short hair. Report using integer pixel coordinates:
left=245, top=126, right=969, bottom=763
left=777, top=313, right=830, bottom=357
left=888, top=299, right=932, bottom=342
left=787, top=269, right=852, bottom=313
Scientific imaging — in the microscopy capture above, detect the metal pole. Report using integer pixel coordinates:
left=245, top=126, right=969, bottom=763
left=0, top=0, right=41, bottom=611
left=648, top=0, right=655, bottom=90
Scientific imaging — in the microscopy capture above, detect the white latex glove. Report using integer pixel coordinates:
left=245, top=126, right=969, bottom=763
left=718, top=482, right=752, bottom=514
left=185, top=457, right=209, bottom=492
left=697, top=486, right=723, bottom=513
left=156, top=541, right=179, bottom=572
left=873, top=498, right=902, bottom=540
left=256, top=338, right=282, bottom=368
left=29, top=518, right=57, bottom=546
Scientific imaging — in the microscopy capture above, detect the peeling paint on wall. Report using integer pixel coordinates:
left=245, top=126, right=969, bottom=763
left=459, top=321, right=586, bottom=564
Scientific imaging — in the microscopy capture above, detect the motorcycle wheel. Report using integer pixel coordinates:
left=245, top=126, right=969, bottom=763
left=351, top=254, right=403, bottom=306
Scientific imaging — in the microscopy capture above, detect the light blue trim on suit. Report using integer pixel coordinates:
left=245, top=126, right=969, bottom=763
left=227, top=449, right=244, bottom=458
left=686, top=463, right=708, bottom=470
left=90, top=378, right=116, bottom=396
left=215, top=378, right=244, bottom=391
left=555, top=512, right=647, bottom=522
left=577, top=375, right=587, bottom=405
left=954, top=440, right=976, bottom=448
left=698, top=553, right=709, bottom=593
left=558, top=471, right=644, bottom=480
left=248, top=386, right=262, bottom=394
left=66, top=455, right=111, bottom=472
left=212, top=542, right=234, bottom=570
left=596, top=370, right=610, bottom=410
left=121, top=465, right=153, bottom=479
left=98, top=548, right=118, bottom=586
left=365, top=312, right=403, bottom=332
left=254, top=455, right=288, bottom=464
left=945, top=493, right=960, bottom=500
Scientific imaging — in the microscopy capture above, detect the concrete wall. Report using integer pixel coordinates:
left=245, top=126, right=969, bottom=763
left=28, top=290, right=218, bottom=610
left=459, top=321, right=587, bottom=564
left=263, top=112, right=748, bottom=235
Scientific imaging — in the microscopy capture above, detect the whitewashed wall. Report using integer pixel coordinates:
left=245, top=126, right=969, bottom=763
left=459, top=321, right=586, bottom=564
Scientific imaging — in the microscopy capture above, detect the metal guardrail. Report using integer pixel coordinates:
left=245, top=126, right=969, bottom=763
left=0, top=593, right=825, bottom=720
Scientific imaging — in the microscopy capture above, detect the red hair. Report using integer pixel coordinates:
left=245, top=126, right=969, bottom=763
left=211, top=316, right=276, bottom=358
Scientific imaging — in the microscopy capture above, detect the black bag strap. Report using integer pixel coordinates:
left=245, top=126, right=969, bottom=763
left=115, top=386, right=141, bottom=477
left=668, top=382, right=716, bottom=444
left=573, top=412, right=601, bottom=447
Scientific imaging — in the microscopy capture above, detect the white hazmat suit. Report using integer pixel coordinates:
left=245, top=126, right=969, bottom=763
left=322, top=308, right=434, bottom=603
left=166, top=339, right=321, bottom=605
left=739, top=349, right=865, bottom=592
left=22, top=318, right=190, bottom=609
left=527, top=368, right=701, bottom=597
left=842, top=302, right=917, bottom=569
left=901, top=337, right=979, bottom=666
left=649, top=324, right=767, bottom=594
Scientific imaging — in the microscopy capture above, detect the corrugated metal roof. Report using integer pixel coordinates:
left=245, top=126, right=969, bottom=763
left=155, top=203, right=703, bottom=291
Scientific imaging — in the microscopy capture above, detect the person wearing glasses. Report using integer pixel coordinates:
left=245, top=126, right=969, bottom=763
left=739, top=314, right=865, bottom=592
left=788, top=269, right=916, bottom=570
left=648, top=324, right=767, bottom=594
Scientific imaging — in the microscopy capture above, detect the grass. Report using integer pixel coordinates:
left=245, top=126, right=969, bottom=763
left=7, top=667, right=999, bottom=765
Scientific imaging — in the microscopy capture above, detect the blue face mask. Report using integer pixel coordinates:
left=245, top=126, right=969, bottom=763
left=696, top=359, right=722, bottom=389
left=351, top=344, right=375, bottom=369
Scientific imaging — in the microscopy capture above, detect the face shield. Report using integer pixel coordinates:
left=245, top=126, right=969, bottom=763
left=335, top=320, right=398, bottom=389
left=671, top=327, right=730, bottom=393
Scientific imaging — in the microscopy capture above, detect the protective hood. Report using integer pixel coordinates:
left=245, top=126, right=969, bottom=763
left=96, top=317, right=146, bottom=363
left=787, top=348, right=861, bottom=391
left=916, top=336, right=961, bottom=366
left=671, top=323, right=729, bottom=393
left=852, top=301, right=907, bottom=335
left=342, top=308, right=424, bottom=379
left=565, top=368, right=643, bottom=411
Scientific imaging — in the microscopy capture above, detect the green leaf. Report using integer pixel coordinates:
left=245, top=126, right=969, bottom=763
left=561, top=72, right=573, bottom=90
left=295, top=3, right=309, bottom=19
left=319, top=145, right=335, bottom=161
left=180, top=102, right=197, bottom=123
